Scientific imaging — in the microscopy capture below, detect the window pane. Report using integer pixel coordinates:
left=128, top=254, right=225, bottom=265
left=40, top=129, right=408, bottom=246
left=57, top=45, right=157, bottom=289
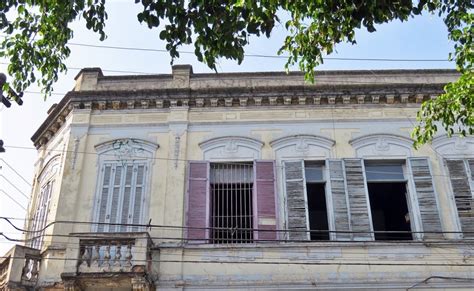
left=365, top=164, right=404, bottom=181
left=305, top=164, right=323, bottom=182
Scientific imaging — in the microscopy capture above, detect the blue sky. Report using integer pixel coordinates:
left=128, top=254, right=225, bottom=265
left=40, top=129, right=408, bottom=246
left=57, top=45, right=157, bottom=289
left=0, top=1, right=455, bottom=254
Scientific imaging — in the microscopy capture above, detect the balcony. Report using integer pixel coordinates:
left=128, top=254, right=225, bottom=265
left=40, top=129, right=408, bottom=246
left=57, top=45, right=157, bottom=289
left=0, top=245, right=41, bottom=291
left=61, top=232, right=156, bottom=290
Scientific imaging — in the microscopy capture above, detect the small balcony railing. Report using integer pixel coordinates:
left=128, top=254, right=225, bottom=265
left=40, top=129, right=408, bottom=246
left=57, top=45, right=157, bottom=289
left=0, top=245, right=41, bottom=290
left=62, top=232, right=153, bottom=274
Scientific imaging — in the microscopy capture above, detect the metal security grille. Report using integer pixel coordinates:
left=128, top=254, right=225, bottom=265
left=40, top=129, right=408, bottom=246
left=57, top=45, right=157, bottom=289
left=210, top=163, right=253, bottom=244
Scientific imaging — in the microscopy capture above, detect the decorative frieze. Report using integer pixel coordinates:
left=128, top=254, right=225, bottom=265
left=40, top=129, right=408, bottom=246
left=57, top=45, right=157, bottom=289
left=343, top=96, right=350, bottom=104
left=195, top=98, right=204, bottom=107
left=269, top=97, right=278, bottom=106
left=156, top=99, right=164, bottom=108
left=401, top=94, right=409, bottom=103
left=239, top=97, right=248, bottom=107
left=254, top=97, right=262, bottom=106
left=112, top=100, right=121, bottom=110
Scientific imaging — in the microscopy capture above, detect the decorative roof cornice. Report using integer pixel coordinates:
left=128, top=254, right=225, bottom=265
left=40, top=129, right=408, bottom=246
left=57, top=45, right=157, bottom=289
left=31, top=67, right=459, bottom=149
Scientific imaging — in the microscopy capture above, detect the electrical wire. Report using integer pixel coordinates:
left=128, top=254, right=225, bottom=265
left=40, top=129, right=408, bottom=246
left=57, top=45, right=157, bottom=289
left=0, top=174, right=29, bottom=199
left=0, top=190, right=26, bottom=210
left=2, top=217, right=473, bottom=240
left=0, top=158, right=32, bottom=186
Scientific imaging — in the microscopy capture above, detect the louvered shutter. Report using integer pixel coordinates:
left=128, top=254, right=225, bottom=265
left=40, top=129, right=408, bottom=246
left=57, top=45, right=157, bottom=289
left=408, top=158, right=443, bottom=240
left=131, top=164, right=146, bottom=232
left=255, top=160, right=278, bottom=241
left=344, top=159, right=373, bottom=240
left=186, top=161, right=209, bottom=243
left=120, top=164, right=134, bottom=232
left=96, top=165, right=112, bottom=232
left=446, top=159, right=474, bottom=238
left=328, top=159, right=351, bottom=240
left=284, top=160, right=308, bottom=241
left=108, top=165, right=123, bottom=232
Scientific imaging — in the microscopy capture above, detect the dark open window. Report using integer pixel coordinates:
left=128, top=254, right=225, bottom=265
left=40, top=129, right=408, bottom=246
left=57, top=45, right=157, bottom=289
left=210, top=163, right=253, bottom=244
left=305, top=162, right=330, bottom=240
left=365, top=163, right=412, bottom=240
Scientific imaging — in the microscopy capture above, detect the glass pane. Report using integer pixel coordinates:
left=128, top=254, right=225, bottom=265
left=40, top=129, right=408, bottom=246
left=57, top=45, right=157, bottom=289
left=305, top=164, right=323, bottom=182
left=365, top=164, right=404, bottom=181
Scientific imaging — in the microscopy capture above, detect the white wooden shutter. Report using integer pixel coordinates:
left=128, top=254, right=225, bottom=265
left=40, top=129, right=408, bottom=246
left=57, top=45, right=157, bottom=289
left=107, top=165, right=123, bottom=232
left=328, top=159, right=351, bottom=240
left=131, top=164, right=146, bottom=232
left=119, top=165, right=134, bottom=232
left=446, top=159, right=474, bottom=238
left=284, top=160, right=309, bottom=241
left=408, top=158, right=443, bottom=240
left=344, top=159, right=373, bottom=241
left=96, top=165, right=112, bottom=232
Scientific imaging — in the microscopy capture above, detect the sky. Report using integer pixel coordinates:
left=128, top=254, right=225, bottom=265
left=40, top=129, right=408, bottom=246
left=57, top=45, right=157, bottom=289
left=0, top=1, right=455, bottom=255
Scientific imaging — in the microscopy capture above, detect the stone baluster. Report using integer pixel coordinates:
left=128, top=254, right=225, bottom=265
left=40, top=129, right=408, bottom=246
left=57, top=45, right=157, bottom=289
left=80, top=247, right=90, bottom=268
left=21, top=258, right=31, bottom=280
left=102, top=245, right=111, bottom=271
left=124, top=244, right=133, bottom=268
left=114, top=244, right=122, bottom=268
left=30, top=259, right=39, bottom=281
left=91, top=245, right=100, bottom=268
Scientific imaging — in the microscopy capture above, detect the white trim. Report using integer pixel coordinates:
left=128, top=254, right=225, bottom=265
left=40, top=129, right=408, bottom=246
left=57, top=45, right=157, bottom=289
left=324, top=160, right=336, bottom=241
left=405, top=159, right=424, bottom=240
left=360, top=160, right=375, bottom=241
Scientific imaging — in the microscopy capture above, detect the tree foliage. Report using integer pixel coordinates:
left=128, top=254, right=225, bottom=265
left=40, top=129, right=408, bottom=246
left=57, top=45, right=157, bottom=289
left=0, top=0, right=472, bottom=145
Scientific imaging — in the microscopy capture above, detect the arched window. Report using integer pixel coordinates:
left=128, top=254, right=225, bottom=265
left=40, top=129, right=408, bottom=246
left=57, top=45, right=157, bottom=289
left=30, top=155, right=61, bottom=249
left=93, top=138, right=158, bottom=232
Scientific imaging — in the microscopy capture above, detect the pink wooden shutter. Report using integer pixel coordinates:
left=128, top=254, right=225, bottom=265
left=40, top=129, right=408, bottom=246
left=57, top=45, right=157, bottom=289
left=186, top=161, right=209, bottom=243
left=255, top=160, right=277, bottom=241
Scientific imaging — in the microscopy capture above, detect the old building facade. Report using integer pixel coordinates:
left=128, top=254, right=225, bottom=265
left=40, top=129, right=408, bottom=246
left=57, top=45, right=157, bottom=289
left=1, top=65, right=473, bottom=290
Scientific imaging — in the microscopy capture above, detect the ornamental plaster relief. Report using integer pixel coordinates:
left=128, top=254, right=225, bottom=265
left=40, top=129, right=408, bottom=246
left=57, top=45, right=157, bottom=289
left=199, top=136, right=264, bottom=161
left=431, top=135, right=474, bottom=158
left=270, top=134, right=335, bottom=160
left=349, top=133, right=413, bottom=158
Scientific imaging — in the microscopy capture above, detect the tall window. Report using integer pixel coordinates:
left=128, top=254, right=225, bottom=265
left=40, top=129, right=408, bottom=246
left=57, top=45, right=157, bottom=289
left=93, top=138, right=158, bottom=232
left=29, top=155, right=60, bottom=249
left=304, top=162, right=329, bottom=240
left=284, top=160, right=331, bottom=241
left=365, top=163, right=412, bottom=240
left=95, top=162, right=147, bottom=232
left=210, top=163, right=253, bottom=243
left=30, top=181, right=54, bottom=249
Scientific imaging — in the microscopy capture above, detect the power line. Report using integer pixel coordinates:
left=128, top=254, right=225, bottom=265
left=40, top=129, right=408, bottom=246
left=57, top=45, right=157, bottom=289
left=0, top=190, right=26, bottom=210
left=2, top=217, right=473, bottom=240
left=0, top=174, right=29, bottom=199
left=0, top=158, right=32, bottom=186
left=0, top=254, right=472, bottom=267
left=65, top=41, right=450, bottom=62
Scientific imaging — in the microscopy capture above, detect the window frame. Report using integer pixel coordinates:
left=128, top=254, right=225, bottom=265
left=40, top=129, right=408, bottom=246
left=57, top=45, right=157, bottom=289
left=363, top=160, right=421, bottom=241
left=92, top=138, right=158, bottom=232
left=30, top=154, right=61, bottom=249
